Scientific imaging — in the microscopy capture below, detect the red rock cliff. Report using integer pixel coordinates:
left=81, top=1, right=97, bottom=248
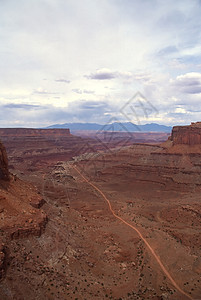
left=171, top=122, right=201, bottom=145
left=0, top=128, right=70, bottom=137
left=0, top=140, right=9, bottom=181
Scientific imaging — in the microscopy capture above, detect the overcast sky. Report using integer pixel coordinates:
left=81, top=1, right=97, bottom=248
left=0, top=0, right=201, bottom=127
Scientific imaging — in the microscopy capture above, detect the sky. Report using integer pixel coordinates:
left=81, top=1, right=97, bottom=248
left=0, top=0, right=201, bottom=127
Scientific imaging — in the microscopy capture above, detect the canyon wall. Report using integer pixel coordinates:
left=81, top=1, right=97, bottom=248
left=0, top=128, right=78, bottom=173
left=171, top=122, right=201, bottom=145
left=88, top=143, right=201, bottom=193
left=0, top=128, right=138, bottom=174
left=0, top=139, right=47, bottom=281
left=0, top=140, right=9, bottom=181
left=0, top=128, right=70, bottom=137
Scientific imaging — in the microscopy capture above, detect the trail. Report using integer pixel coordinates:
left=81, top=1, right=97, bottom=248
left=73, top=165, right=194, bottom=300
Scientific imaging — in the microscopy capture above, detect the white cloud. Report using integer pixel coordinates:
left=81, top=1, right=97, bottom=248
left=0, top=0, right=201, bottom=126
left=175, top=107, right=187, bottom=113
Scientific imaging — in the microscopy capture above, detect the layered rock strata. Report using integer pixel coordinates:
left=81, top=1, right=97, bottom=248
left=0, top=140, right=9, bottom=181
left=171, top=122, right=201, bottom=145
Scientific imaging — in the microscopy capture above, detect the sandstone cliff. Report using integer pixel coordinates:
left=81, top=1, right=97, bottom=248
left=0, top=128, right=70, bottom=137
left=0, top=140, right=9, bottom=181
left=0, top=241, right=5, bottom=280
left=0, top=140, right=47, bottom=281
left=171, top=122, right=201, bottom=145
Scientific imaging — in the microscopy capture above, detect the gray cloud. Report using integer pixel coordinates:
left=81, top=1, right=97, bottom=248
left=78, top=100, right=108, bottom=110
left=83, top=89, right=95, bottom=94
left=55, top=79, right=70, bottom=83
left=72, top=89, right=95, bottom=94
left=0, top=100, right=114, bottom=127
left=32, top=89, right=60, bottom=95
left=86, top=69, right=117, bottom=80
left=3, top=103, right=42, bottom=109
left=85, top=68, right=133, bottom=81
left=158, top=46, right=178, bottom=56
left=172, top=72, right=201, bottom=94
left=72, top=89, right=82, bottom=94
left=181, top=87, right=201, bottom=94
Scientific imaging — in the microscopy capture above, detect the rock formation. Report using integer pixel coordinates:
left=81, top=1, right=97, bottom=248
left=0, top=128, right=169, bottom=177
left=0, top=241, right=5, bottom=280
left=0, top=128, right=70, bottom=137
left=0, top=140, right=47, bottom=281
left=0, top=128, right=97, bottom=174
left=171, top=121, right=201, bottom=145
left=0, top=140, right=9, bottom=181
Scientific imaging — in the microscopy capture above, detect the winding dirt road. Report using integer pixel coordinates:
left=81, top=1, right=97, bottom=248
left=73, top=165, right=194, bottom=300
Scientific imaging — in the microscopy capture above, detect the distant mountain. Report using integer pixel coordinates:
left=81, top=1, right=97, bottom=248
left=46, top=122, right=172, bottom=132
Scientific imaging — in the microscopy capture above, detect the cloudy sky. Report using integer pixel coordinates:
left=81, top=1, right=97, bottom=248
left=1, top=0, right=201, bottom=127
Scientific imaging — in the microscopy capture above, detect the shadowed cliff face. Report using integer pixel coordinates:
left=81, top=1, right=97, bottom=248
left=0, top=140, right=9, bottom=181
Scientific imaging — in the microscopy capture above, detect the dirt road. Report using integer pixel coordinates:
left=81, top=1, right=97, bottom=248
left=73, top=165, right=194, bottom=300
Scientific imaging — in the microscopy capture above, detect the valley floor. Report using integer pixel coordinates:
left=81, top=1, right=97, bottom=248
left=0, top=143, right=201, bottom=300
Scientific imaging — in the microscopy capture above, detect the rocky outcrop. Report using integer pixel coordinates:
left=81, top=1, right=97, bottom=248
left=171, top=122, right=201, bottom=145
left=0, top=241, right=5, bottom=280
left=0, top=128, right=70, bottom=137
left=0, top=140, right=9, bottom=181
left=0, top=175, right=48, bottom=238
left=9, top=212, right=48, bottom=239
left=0, top=139, right=48, bottom=283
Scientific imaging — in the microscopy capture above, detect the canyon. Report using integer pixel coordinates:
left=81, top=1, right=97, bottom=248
left=0, top=124, right=200, bottom=299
